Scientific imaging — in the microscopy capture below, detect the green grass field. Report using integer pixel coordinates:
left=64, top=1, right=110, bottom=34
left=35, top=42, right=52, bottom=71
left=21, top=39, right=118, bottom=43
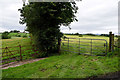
left=1, top=36, right=35, bottom=64
left=2, top=35, right=120, bottom=78
left=2, top=52, right=119, bottom=78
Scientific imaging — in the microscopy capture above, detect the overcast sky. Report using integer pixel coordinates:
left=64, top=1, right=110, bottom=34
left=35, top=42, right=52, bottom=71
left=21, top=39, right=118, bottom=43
left=0, top=0, right=119, bottom=34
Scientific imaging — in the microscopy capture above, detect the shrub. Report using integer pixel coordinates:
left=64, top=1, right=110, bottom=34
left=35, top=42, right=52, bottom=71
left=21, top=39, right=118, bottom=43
left=79, top=34, right=83, bottom=37
left=17, top=34, right=21, bottom=37
left=22, top=34, right=27, bottom=38
left=74, top=33, right=79, bottom=35
left=100, top=34, right=109, bottom=37
left=2, top=32, right=11, bottom=39
left=85, top=33, right=96, bottom=36
left=10, top=30, right=20, bottom=33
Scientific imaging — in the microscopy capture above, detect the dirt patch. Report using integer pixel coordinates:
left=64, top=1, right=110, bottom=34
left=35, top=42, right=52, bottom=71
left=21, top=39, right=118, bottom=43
left=2, top=57, right=47, bottom=69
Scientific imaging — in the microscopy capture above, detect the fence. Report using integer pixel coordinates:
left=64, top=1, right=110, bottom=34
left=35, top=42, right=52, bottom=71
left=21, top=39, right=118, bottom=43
left=114, top=36, right=120, bottom=53
left=61, top=37, right=108, bottom=56
left=109, top=32, right=120, bottom=52
left=1, top=39, right=40, bottom=67
left=1, top=32, right=119, bottom=67
left=61, top=32, right=119, bottom=56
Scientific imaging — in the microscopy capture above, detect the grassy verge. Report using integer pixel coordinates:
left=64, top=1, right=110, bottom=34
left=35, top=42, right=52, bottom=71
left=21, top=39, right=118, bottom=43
left=2, top=51, right=119, bottom=78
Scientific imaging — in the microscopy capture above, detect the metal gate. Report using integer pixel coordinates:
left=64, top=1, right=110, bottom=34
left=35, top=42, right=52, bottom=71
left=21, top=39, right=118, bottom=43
left=61, top=37, right=108, bottom=56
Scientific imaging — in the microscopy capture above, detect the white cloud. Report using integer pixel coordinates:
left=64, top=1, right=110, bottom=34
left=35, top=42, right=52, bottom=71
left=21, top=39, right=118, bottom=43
left=61, top=0, right=119, bottom=34
left=0, top=0, right=25, bottom=32
left=0, top=0, right=119, bottom=34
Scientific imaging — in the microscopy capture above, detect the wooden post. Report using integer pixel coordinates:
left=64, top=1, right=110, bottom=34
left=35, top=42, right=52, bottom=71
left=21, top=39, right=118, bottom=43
left=91, top=39, right=92, bottom=54
left=19, top=45, right=22, bottom=61
left=118, top=36, right=120, bottom=47
left=79, top=38, right=80, bottom=55
left=111, top=34, right=114, bottom=51
left=109, top=32, right=114, bottom=52
left=109, top=32, right=112, bottom=52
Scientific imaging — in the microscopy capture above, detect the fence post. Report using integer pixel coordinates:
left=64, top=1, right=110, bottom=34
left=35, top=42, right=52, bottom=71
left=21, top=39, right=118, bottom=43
left=68, top=38, right=69, bottom=52
left=58, top=38, right=61, bottom=54
left=109, top=32, right=112, bottom=52
left=19, top=45, right=22, bottom=61
left=79, top=38, right=80, bottom=55
left=109, top=32, right=114, bottom=52
left=111, top=34, right=114, bottom=52
left=118, top=36, right=120, bottom=47
left=118, top=36, right=120, bottom=52
left=91, top=39, right=92, bottom=55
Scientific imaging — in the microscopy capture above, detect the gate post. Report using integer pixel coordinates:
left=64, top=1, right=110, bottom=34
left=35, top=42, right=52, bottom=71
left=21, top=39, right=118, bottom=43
left=109, top=32, right=112, bottom=52
left=79, top=38, right=80, bottom=55
left=109, top=32, right=114, bottom=52
left=111, top=34, right=114, bottom=51
left=19, top=45, right=22, bottom=61
left=91, top=39, right=92, bottom=54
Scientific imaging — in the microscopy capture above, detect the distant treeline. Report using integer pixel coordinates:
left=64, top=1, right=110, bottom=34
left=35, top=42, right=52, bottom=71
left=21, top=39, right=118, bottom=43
left=1, top=30, right=28, bottom=39
left=10, top=30, right=20, bottom=33
left=64, top=33, right=110, bottom=37
left=64, top=33, right=83, bottom=37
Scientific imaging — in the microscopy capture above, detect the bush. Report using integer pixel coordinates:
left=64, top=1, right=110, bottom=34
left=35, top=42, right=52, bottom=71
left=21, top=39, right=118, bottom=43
left=74, top=33, right=79, bottom=35
left=2, top=32, right=11, bottom=39
left=17, top=34, right=21, bottom=37
left=100, top=34, right=109, bottom=37
left=79, top=34, right=83, bottom=37
left=10, top=30, right=20, bottom=33
left=22, top=34, right=27, bottom=38
left=85, top=33, right=96, bottom=36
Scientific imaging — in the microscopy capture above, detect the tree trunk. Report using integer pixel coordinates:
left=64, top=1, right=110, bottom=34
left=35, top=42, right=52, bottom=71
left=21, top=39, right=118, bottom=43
left=58, top=38, right=61, bottom=54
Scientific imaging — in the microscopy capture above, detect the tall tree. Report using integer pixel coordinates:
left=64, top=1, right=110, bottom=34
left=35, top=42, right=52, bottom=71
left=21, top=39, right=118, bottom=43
left=19, top=2, right=78, bottom=56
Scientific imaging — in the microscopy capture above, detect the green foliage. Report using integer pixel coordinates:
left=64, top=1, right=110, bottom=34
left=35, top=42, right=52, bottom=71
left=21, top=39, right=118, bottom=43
left=100, top=34, right=109, bottom=37
left=19, top=2, right=78, bottom=55
left=79, top=34, right=83, bottom=37
left=2, top=31, right=11, bottom=39
left=74, top=33, right=79, bottom=35
left=64, top=33, right=83, bottom=37
left=16, top=34, right=21, bottom=37
left=22, top=34, right=27, bottom=38
left=10, top=30, right=20, bottom=33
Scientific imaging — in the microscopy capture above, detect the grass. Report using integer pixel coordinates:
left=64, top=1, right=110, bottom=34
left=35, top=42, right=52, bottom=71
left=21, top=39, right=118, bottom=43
left=1, top=37, right=35, bottom=64
left=2, top=35, right=120, bottom=78
left=2, top=52, right=119, bottom=78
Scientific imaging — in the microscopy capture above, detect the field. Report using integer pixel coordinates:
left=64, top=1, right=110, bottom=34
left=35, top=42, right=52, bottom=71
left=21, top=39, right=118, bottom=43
left=1, top=35, right=120, bottom=78
left=0, top=33, right=36, bottom=64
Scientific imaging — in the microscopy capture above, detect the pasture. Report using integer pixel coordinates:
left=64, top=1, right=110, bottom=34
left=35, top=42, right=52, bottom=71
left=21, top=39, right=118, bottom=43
left=1, top=34, right=120, bottom=78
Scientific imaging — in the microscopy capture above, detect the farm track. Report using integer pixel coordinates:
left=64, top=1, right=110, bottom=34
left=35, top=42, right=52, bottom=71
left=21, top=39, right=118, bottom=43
left=2, top=57, right=18, bottom=63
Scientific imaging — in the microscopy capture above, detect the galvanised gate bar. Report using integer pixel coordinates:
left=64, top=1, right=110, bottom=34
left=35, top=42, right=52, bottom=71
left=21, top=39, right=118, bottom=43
left=61, top=37, right=108, bottom=56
